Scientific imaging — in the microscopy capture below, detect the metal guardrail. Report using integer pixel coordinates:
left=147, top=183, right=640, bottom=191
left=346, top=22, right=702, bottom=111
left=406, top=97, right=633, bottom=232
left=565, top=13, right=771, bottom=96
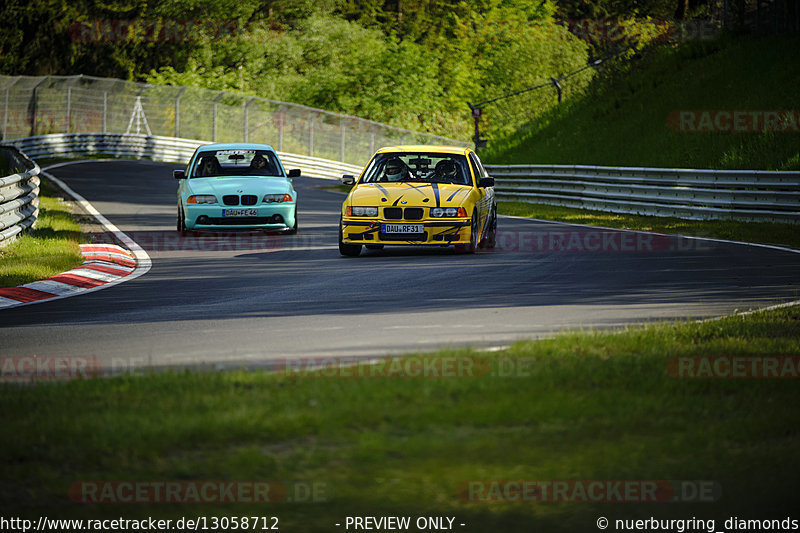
left=486, top=164, right=800, bottom=223
left=0, top=146, right=39, bottom=246
left=9, top=133, right=362, bottom=181
left=11, top=134, right=798, bottom=226
left=0, top=133, right=357, bottom=245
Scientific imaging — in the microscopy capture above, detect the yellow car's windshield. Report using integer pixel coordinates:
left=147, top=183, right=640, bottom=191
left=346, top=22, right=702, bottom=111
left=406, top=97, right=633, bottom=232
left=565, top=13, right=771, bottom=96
left=361, top=153, right=471, bottom=185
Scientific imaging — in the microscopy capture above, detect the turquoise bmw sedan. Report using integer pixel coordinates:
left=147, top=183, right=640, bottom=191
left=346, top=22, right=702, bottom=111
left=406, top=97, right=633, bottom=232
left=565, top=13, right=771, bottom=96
left=174, top=143, right=299, bottom=234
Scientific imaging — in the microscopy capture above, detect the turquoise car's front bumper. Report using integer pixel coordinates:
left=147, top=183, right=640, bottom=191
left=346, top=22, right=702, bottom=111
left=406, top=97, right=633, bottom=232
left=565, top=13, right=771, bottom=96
left=184, top=203, right=296, bottom=230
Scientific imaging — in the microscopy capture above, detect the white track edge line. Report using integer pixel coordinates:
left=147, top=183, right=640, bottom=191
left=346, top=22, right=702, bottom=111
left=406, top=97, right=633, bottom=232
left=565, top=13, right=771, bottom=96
left=0, top=163, right=152, bottom=310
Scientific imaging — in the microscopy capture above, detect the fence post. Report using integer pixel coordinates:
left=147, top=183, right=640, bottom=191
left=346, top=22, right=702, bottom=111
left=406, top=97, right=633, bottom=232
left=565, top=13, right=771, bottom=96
left=308, top=113, right=316, bottom=157
left=102, top=91, right=108, bottom=133
left=212, top=92, right=224, bottom=142
left=65, top=87, right=71, bottom=133
left=30, top=86, right=39, bottom=137
left=2, top=88, right=8, bottom=140
left=277, top=106, right=287, bottom=152
left=369, top=127, right=375, bottom=156
left=244, top=97, right=256, bottom=142
left=550, top=77, right=562, bottom=103
left=340, top=119, right=348, bottom=162
left=30, top=80, right=48, bottom=137
left=174, top=87, right=186, bottom=138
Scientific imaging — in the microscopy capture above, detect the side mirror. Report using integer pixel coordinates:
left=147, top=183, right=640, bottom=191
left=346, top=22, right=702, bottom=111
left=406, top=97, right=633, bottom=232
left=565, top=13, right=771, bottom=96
left=287, top=168, right=301, bottom=178
left=173, top=170, right=186, bottom=180
left=478, top=177, right=495, bottom=188
left=341, top=175, right=356, bottom=186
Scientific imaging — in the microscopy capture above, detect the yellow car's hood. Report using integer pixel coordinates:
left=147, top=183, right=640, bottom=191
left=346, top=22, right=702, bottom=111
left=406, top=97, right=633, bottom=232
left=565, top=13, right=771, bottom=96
left=348, top=182, right=472, bottom=208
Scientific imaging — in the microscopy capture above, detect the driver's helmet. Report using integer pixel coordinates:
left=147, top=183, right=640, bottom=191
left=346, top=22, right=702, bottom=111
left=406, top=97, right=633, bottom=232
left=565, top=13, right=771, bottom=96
left=384, top=158, right=405, bottom=181
left=434, top=159, right=457, bottom=181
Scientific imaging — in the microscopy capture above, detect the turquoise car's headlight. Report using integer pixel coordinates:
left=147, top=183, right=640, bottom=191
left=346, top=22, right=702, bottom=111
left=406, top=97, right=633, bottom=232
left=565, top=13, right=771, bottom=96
left=431, top=207, right=467, bottom=217
left=263, top=194, right=293, bottom=203
left=187, top=195, right=217, bottom=204
left=347, top=206, right=378, bottom=217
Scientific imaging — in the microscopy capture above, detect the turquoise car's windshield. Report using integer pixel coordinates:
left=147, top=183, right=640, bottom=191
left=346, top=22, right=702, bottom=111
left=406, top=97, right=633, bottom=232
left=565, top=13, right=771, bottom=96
left=360, top=153, right=471, bottom=186
left=191, top=149, right=283, bottom=178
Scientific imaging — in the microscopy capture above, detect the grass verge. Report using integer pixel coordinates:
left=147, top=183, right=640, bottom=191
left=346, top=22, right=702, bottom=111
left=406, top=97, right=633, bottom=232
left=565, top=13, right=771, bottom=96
left=2, top=306, right=798, bottom=530
left=484, top=35, right=800, bottom=170
left=499, top=200, right=800, bottom=249
left=0, top=177, right=84, bottom=288
left=322, top=184, right=354, bottom=194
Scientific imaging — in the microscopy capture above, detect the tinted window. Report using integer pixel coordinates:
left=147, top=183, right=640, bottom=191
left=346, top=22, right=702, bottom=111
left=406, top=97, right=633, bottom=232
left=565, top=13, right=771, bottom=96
left=192, top=149, right=283, bottom=178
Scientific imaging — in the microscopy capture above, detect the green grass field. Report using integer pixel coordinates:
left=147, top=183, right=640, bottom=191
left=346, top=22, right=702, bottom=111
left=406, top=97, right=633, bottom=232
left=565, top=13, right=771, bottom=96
left=2, top=305, right=798, bottom=531
left=0, top=177, right=84, bottom=288
left=485, top=35, right=800, bottom=171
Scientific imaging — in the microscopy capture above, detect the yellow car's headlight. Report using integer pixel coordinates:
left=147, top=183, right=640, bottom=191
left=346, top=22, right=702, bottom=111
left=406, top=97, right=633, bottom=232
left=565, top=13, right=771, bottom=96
left=431, top=207, right=467, bottom=217
left=347, top=206, right=378, bottom=217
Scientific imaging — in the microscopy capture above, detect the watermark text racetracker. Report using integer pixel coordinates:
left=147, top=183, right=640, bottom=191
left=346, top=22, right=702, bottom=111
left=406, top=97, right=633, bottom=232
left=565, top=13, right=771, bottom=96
left=459, top=480, right=720, bottom=503
left=68, top=19, right=283, bottom=43
left=87, top=229, right=709, bottom=254
left=667, top=356, right=800, bottom=379
left=282, top=355, right=539, bottom=378
left=1, top=356, right=149, bottom=380
left=67, top=17, right=717, bottom=45
left=667, top=110, right=800, bottom=133
left=69, top=480, right=327, bottom=504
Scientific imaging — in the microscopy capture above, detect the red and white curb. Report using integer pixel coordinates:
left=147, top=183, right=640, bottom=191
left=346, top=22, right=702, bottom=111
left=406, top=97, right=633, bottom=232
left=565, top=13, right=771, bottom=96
left=0, top=244, right=136, bottom=307
left=0, top=163, right=152, bottom=310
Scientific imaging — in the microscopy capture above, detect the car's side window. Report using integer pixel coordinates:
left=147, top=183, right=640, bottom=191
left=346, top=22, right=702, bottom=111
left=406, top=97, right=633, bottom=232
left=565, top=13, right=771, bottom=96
left=469, top=153, right=487, bottom=179
left=467, top=154, right=482, bottom=185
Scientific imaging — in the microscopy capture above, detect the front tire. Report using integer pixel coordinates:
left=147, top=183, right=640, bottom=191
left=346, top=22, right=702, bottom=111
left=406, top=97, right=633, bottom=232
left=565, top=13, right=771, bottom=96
left=285, top=210, right=298, bottom=235
left=480, top=205, right=497, bottom=249
left=455, top=212, right=478, bottom=254
left=339, top=222, right=361, bottom=257
left=177, top=203, right=187, bottom=235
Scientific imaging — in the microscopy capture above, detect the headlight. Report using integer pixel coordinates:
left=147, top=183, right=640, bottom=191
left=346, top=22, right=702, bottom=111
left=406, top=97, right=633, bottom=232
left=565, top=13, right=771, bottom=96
left=431, top=207, right=467, bottom=217
left=186, top=195, right=217, bottom=204
left=263, top=194, right=293, bottom=203
left=347, top=206, right=378, bottom=217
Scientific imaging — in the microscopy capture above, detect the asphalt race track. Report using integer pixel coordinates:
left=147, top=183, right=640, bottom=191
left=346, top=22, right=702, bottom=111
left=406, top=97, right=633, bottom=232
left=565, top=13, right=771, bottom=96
left=1, top=160, right=798, bottom=371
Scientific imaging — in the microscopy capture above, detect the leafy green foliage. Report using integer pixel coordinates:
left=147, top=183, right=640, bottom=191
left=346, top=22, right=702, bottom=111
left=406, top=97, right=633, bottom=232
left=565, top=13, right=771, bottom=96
left=1, top=0, right=593, bottom=140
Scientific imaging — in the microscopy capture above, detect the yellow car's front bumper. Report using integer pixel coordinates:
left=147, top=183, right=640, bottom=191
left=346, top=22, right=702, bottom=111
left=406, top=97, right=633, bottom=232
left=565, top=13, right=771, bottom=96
left=341, top=218, right=472, bottom=245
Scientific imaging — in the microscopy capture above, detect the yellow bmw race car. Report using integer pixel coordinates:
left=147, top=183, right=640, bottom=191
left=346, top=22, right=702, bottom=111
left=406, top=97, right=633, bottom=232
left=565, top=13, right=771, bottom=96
left=339, top=146, right=497, bottom=256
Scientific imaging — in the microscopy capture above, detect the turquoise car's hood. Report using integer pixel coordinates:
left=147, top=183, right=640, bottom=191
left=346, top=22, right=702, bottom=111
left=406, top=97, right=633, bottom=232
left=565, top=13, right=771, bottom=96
left=187, top=176, right=293, bottom=196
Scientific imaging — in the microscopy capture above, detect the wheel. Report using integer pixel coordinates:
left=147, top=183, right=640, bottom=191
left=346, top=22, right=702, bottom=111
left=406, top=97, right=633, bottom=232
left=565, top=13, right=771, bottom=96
left=479, top=205, right=497, bottom=249
left=285, top=211, right=298, bottom=235
left=177, top=202, right=187, bottom=235
left=365, top=244, right=384, bottom=250
left=338, top=221, right=361, bottom=257
left=455, top=211, right=478, bottom=254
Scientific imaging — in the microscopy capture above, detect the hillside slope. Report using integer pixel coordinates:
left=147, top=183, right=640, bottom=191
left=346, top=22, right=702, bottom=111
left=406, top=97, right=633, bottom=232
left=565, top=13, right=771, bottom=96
left=486, top=35, right=800, bottom=170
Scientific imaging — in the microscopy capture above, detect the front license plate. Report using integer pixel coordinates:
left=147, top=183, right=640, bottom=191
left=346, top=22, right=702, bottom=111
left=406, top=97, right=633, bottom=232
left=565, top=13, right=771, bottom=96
left=382, top=224, right=424, bottom=234
left=222, top=209, right=258, bottom=217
